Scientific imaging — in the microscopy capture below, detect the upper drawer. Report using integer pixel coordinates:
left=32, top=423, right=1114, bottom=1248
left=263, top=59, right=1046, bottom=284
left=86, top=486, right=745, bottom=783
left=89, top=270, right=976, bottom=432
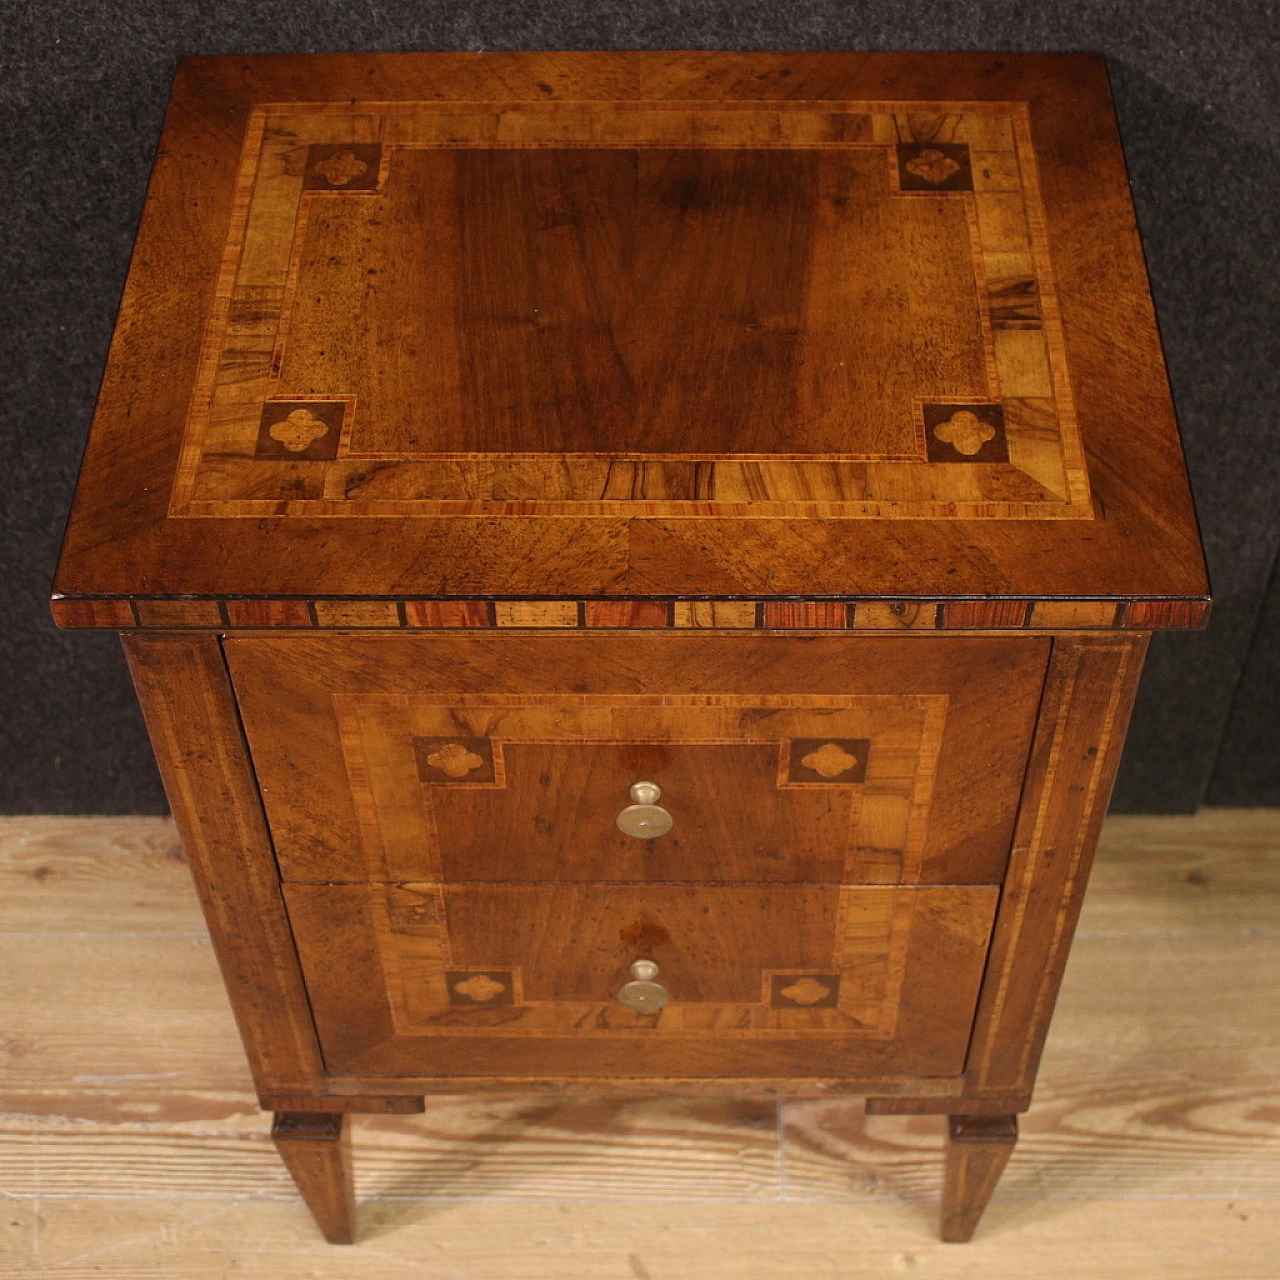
left=226, top=633, right=1048, bottom=886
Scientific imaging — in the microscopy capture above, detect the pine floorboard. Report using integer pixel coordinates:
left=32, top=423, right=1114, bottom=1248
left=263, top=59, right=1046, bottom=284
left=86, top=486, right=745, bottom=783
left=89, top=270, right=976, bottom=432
left=1, top=810, right=1277, bottom=1277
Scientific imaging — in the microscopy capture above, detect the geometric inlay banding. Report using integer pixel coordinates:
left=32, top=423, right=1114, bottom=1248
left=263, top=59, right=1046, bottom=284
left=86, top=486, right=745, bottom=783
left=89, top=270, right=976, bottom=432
left=170, top=101, right=1094, bottom=521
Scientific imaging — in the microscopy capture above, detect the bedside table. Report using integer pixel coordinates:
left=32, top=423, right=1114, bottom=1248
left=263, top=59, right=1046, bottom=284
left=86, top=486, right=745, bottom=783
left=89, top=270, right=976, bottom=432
left=53, top=51, right=1208, bottom=1244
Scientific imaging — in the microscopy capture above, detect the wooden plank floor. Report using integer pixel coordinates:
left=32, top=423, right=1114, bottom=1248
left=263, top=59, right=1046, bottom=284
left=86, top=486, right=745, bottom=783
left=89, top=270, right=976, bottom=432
left=1, top=810, right=1277, bottom=1278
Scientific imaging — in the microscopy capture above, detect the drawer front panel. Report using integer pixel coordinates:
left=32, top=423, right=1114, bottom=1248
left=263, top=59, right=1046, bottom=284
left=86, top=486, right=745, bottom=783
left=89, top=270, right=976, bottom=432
left=283, top=882, right=999, bottom=1079
left=227, top=633, right=1049, bottom=886
left=328, top=697, right=936, bottom=886
left=422, top=739, right=859, bottom=885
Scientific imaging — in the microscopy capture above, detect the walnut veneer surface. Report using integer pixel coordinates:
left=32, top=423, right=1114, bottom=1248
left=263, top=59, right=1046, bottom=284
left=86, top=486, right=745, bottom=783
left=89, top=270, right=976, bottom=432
left=52, top=50, right=1206, bottom=615
left=53, top=51, right=1208, bottom=1245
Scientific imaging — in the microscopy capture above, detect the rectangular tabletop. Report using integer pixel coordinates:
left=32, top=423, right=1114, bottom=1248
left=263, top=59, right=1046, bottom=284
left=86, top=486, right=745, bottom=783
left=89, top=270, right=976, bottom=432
left=53, top=52, right=1208, bottom=624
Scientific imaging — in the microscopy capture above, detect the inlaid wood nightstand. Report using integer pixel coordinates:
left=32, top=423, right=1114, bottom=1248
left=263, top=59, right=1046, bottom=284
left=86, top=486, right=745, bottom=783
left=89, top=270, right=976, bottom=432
left=53, top=51, right=1208, bottom=1244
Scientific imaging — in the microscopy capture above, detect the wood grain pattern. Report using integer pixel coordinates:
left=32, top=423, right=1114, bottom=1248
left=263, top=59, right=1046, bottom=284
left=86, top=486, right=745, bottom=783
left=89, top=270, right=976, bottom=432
left=271, top=1113, right=356, bottom=1244
left=134, top=599, right=225, bottom=627
left=762, top=602, right=850, bottom=629
left=964, top=633, right=1149, bottom=1101
left=1124, top=599, right=1212, bottom=629
left=788, top=1081, right=1280, bottom=1207
left=362, top=710, right=931, bottom=885
left=402, top=600, right=490, bottom=627
left=0, top=932, right=257, bottom=1098
left=853, top=601, right=940, bottom=629
left=494, top=601, right=579, bottom=628
left=1028, top=600, right=1119, bottom=628
left=258, top=1095, right=424, bottom=1114
left=1078, top=807, right=1280, bottom=935
left=122, top=635, right=325, bottom=1095
left=171, top=103, right=1083, bottom=521
left=0, top=816, right=191, bottom=934
left=358, top=883, right=987, bottom=1039
left=398, top=734, right=871, bottom=883
left=51, top=52, right=1209, bottom=608
left=313, top=600, right=402, bottom=628
left=223, top=600, right=312, bottom=628
left=41, top=46, right=1214, bottom=1250
left=9, top=1199, right=1279, bottom=1279
left=50, top=598, right=137, bottom=627
left=581, top=601, right=672, bottom=628
left=672, top=600, right=759, bottom=629
left=941, top=1114, right=1019, bottom=1242
left=941, top=601, right=1029, bottom=629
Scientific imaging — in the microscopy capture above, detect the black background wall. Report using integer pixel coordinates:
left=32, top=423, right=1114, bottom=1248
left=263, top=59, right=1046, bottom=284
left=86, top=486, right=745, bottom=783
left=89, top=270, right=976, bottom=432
left=2, top=1, right=1276, bottom=815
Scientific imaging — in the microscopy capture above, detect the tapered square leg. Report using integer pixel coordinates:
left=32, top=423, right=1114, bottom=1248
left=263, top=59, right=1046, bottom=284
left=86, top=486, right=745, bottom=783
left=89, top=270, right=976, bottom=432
left=272, top=1111, right=357, bottom=1244
left=941, top=1114, right=1018, bottom=1242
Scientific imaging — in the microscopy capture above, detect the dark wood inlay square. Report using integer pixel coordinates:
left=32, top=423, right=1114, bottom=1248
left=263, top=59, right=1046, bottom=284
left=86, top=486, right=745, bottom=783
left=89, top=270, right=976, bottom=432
left=762, top=602, right=849, bottom=629
left=786, top=739, right=870, bottom=785
left=896, top=142, right=973, bottom=192
left=52, top=599, right=137, bottom=628
left=224, top=600, right=312, bottom=628
left=943, top=601, right=1030, bottom=629
left=582, top=601, right=672, bottom=628
left=414, top=737, right=497, bottom=784
left=922, top=403, right=1009, bottom=464
left=1125, top=600, right=1211, bottom=629
left=255, top=401, right=345, bottom=460
left=302, top=144, right=383, bottom=192
left=770, top=973, right=841, bottom=1009
left=445, top=970, right=515, bottom=1007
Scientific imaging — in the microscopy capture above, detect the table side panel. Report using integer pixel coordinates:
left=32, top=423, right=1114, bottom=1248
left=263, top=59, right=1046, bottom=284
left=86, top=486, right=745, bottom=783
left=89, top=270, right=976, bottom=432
left=122, top=633, right=325, bottom=1094
left=965, top=631, right=1150, bottom=1099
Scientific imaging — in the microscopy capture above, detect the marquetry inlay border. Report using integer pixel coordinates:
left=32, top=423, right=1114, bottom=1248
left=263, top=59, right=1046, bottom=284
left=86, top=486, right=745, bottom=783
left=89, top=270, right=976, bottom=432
left=165, top=99, right=1093, bottom=521
left=333, top=692, right=946, bottom=886
left=371, top=883, right=926, bottom=1040
left=50, top=596, right=1211, bottom=631
left=332, top=690, right=948, bottom=1038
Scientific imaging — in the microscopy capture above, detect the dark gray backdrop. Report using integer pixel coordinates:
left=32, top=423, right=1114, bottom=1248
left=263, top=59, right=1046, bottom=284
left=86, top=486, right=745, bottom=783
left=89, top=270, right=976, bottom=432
left=2, top=1, right=1277, bottom=815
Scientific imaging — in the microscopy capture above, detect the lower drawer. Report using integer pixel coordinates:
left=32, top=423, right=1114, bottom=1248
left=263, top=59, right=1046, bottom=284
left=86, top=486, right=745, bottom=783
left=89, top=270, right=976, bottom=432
left=284, top=882, right=998, bottom=1080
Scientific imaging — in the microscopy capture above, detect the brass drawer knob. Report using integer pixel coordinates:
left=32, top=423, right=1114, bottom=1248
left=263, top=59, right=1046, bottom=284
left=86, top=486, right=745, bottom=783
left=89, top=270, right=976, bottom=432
left=616, top=781, right=674, bottom=839
left=618, top=959, right=669, bottom=1012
